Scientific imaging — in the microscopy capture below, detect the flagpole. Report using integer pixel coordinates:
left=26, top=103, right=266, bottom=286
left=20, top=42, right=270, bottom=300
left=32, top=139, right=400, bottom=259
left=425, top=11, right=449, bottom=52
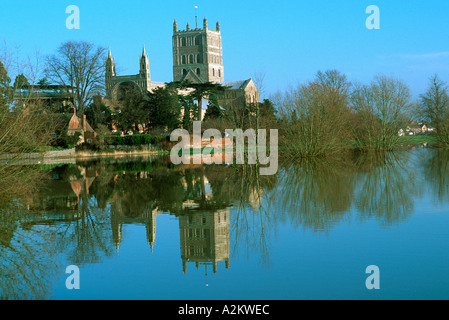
left=195, top=6, right=198, bottom=28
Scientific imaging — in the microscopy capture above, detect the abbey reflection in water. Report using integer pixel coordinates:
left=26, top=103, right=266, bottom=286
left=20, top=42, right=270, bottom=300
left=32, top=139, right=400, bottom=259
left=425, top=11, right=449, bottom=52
left=1, top=147, right=449, bottom=299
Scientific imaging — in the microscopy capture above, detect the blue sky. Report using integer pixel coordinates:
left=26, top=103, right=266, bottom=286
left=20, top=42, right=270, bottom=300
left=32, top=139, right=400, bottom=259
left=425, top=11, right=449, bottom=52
left=1, top=0, right=449, bottom=99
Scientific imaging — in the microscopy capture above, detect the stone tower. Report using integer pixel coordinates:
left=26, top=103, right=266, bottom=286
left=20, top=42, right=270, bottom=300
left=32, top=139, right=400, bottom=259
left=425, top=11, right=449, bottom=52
left=139, top=45, right=151, bottom=80
left=172, top=17, right=224, bottom=84
left=105, top=46, right=164, bottom=100
left=105, top=47, right=116, bottom=97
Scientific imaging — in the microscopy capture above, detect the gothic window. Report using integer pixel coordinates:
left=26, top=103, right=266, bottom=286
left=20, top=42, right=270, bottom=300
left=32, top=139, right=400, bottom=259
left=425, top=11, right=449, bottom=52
left=196, top=68, right=200, bottom=75
left=212, top=68, right=215, bottom=76
left=181, top=37, right=186, bottom=47
left=183, top=69, right=187, bottom=76
left=197, top=54, right=202, bottom=64
left=189, top=55, right=194, bottom=64
left=182, top=55, right=186, bottom=65
left=218, top=69, right=221, bottom=77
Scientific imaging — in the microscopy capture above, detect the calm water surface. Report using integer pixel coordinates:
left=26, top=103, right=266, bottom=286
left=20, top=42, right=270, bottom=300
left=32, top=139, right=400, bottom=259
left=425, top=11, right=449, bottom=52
left=1, top=147, right=448, bottom=299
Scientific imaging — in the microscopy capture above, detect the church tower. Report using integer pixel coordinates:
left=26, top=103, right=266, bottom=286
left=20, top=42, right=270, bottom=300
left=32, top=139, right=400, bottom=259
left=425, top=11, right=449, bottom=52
left=105, top=48, right=116, bottom=98
left=172, top=17, right=224, bottom=83
left=140, top=45, right=151, bottom=80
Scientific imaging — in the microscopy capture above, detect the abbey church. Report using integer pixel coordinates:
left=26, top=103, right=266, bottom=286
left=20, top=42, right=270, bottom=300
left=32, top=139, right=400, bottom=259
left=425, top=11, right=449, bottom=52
left=104, top=17, right=259, bottom=117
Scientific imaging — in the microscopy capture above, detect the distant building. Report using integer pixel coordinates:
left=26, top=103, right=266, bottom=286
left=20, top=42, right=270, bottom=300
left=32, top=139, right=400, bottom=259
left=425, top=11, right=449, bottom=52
left=104, top=46, right=165, bottom=101
left=104, top=17, right=259, bottom=115
left=14, top=85, right=73, bottom=112
left=67, top=108, right=97, bottom=143
left=405, top=122, right=431, bottom=135
left=218, top=79, right=260, bottom=107
left=173, top=17, right=224, bottom=83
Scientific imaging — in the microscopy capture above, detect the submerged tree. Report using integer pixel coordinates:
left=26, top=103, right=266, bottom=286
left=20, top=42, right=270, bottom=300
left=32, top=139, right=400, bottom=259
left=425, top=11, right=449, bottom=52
left=419, top=75, right=449, bottom=145
left=350, top=75, right=411, bottom=151
left=277, top=69, right=353, bottom=157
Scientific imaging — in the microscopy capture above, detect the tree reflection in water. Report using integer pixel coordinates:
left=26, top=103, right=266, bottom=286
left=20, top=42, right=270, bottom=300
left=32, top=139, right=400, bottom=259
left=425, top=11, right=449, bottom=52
left=273, top=157, right=356, bottom=232
left=353, top=151, right=421, bottom=225
left=422, top=148, right=449, bottom=204
left=0, top=168, right=62, bottom=299
left=0, top=148, right=439, bottom=298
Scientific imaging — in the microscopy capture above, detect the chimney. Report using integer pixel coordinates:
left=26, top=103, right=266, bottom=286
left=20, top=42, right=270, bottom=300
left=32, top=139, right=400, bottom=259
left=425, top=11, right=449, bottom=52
left=83, top=115, right=87, bottom=132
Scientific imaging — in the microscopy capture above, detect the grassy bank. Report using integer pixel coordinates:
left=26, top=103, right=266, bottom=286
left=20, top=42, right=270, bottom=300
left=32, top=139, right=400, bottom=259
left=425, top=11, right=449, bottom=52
left=398, top=135, right=438, bottom=145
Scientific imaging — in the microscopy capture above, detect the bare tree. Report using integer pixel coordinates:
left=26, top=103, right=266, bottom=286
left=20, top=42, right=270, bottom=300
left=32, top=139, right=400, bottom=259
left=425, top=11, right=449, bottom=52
left=252, top=71, right=266, bottom=100
left=276, top=70, right=353, bottom=157
left=0, top=42, right=60, bottom=164
left=45, top=41, right=106, bottom=115
left=351, top=75, right=411, bottom=150
left=419, top=74, right=449, bottom=144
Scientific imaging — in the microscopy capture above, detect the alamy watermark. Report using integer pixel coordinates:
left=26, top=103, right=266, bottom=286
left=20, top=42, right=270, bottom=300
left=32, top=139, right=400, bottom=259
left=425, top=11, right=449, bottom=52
left=365, top=265, right=380, bottom=290
left=66, top=5, right=80, bottom=30
left=366, top=5, right=380, bottom=30
left=170, top=121, right=278, bottom=176
left=65, top=265, right=80, bottom=290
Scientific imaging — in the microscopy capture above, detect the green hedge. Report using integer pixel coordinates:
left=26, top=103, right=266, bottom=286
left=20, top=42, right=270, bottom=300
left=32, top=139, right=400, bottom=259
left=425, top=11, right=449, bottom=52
left=109, top=134, right=166, bottom=146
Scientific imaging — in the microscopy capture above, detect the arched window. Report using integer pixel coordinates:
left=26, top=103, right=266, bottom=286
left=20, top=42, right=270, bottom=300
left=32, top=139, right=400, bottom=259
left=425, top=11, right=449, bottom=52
left=181, top=37, right=186, bottom=47
left=218, top=69, right=221, bottom=77
left=196, top=68, right=201, bottom=75
left=183, top=69, right=187, bottom=76
left=189, top=55, right=194, bottom=64
left=197, top=54, right=202, bottom=64
left=212, top=68, right=215, bottom=76
left=182, top=55, right=186, bottom=64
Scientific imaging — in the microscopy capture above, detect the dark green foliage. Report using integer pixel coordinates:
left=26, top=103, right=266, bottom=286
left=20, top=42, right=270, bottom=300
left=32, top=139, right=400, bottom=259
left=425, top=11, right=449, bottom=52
left=179, top=95, right=196, bottom=130
left=168, top=80, right=228, bottom=120
left=13, top=74, right=30, bottom=89
left=115, top=84, right=146, bottom=132
left=85, top=96, right=113, bottom=129
left=52, top=131, right=81, bottom=148
left=109, top=134, right=165, bottom=146
left=0, top=61, right=12, bottom=109
left=259, top=99, right=277, bottom=120
left=37, top=77, right=51, bottom=87
left=145, top=86, right=181, bottom=130
left=203, top=94, right=223, bottom=121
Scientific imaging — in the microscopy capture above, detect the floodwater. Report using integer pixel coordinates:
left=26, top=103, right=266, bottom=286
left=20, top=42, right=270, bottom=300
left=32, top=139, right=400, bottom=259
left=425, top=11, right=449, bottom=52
left=0, top=146, right=448, bottom=300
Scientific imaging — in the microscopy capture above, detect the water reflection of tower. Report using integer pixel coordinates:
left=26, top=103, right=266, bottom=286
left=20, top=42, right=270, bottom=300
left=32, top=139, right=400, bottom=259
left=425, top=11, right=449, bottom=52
left=110, top=207, right=159, bottom=252
left=179, top=209, right=230, bottom=274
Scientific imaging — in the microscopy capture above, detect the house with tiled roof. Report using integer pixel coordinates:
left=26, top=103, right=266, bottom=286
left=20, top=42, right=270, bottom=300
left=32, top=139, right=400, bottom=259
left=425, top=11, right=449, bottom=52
left=67, top=108, right=97, bottom=144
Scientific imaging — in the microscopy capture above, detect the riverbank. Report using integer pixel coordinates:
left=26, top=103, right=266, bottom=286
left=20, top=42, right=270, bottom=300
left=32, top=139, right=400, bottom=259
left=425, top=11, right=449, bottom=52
left=0, top=135, right=439, bottom=166
left=0, top=147, right=168, bottom=166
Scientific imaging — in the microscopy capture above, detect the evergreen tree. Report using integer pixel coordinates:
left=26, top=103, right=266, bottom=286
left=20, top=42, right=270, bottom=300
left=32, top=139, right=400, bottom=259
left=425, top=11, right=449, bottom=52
left=85, top=95, right=113, bottom=129
left=37, top=77, right=51, bottom=88
left=179, top=95, right=195, bottom=130
left=168, top=80, right=228, bottom=120
left=203, top=94, right=223, bottom=121
left=116, top=85, right=146, bottom=132
left=145, top=86, right=181, bottom=131
left=13, top=74, right=30, bottom=89
left=0, top=61, right=12, bottom=109
left=259, top=99, right=277, bottom=120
